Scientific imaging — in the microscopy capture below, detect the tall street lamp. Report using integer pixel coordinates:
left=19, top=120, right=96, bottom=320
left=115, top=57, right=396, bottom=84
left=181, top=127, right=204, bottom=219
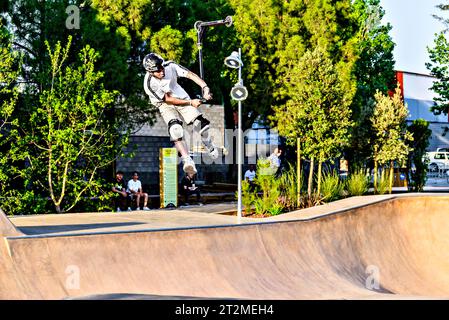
left=224, top=49, right=248, bottom=219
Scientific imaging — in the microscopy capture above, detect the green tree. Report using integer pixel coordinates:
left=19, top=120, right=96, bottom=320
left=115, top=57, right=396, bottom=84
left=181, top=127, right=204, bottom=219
left=427, top=33, right=449, bottom=115
left=406, top=119, right=431, bottom=192
left=0, top=20, right=20, bottom=205
left=6, top=0, right=157, bottom=130
left=227, top=0, right=281, bottom=129
left=432, top=3, right=449, bottom=31
left=371, top=87, right=413, bottom=194
left=271, top=47, right=353, bottom=200
left=93, top=0, right=225, bottom=128
left=5, top=0, right=237, bottom=130
left=229, top=0, right=359, bottom=130
left=4, top=0, right=242, bottom=194
left=150, top=26, right=185, bottom=61
left=0, top=20, right=19, bottom=132
left=3, top=38, right=127, bottom=214
left=7, top=0, right=73, bottom=91
left=83, top=0, right=158, bottom=130
left=348, top=0, right=396, bottom=168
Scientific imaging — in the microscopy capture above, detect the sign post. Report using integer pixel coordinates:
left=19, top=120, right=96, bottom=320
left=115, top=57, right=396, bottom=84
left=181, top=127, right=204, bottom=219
left=160, top=148, right=178, bottom=208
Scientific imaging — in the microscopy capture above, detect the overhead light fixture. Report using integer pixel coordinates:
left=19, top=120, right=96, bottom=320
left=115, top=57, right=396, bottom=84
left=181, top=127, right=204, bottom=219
left=224, top=51, right=243, bottom=69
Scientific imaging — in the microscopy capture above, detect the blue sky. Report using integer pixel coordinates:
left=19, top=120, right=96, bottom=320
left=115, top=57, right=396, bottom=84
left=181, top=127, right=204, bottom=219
left=380, top=0, right=449, bottom=74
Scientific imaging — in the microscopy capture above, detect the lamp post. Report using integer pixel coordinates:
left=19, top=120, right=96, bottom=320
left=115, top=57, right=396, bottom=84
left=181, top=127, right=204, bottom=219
left=224, top=49, right=248, bottom=219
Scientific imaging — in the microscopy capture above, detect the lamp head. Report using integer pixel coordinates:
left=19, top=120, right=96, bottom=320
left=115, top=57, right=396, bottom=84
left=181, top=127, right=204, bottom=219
left=224, top=51, right=243, bottom=69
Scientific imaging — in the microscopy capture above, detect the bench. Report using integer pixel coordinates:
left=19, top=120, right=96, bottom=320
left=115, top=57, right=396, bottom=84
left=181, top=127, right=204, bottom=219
left=198, top=192, right=235, bottom=203
left=144, top=192, right=236, bottom=207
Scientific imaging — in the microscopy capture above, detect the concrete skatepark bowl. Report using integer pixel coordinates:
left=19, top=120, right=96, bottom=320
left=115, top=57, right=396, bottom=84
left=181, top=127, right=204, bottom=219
left=1, top=194, right=449, bottom=299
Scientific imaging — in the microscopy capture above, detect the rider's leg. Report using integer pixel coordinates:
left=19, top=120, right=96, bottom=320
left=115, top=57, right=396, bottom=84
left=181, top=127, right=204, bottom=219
left=192, top=115, right=219, bottom=159
left=174, top=140, right=189, bottom=157
left=160, top=104, right=197, bottom=174
left=169, top=121, right=197, bottom=175
left=178, top=105, right=218, bottom=158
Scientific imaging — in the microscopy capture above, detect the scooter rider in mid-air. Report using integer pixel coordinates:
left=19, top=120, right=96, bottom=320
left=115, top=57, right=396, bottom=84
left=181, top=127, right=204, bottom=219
left=143, top=53, right=219, bottom=174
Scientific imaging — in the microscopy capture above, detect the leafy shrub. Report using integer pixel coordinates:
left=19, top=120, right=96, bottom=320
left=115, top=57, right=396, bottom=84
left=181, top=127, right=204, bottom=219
left=0, top=190, right=52, bottom=215
left=347, top=170, right=369, bottom=196
left=238, top=179, right=255, bottom=214
left=268, top=202, right=284, bottom=216
left=278, top=164, right=299, bottom=210
left=320, top=170, right=342, bottom=202
left=254, top=158, right=285, bottom=216
left=376, top=169, right=390, bottom=195
left=302, top=192, right=322, bottom=208
left=257, top=158, right=277, bottom=176
left=239, top=160, right=304, bottom=216
left=253, top=198, right=266, bottom=215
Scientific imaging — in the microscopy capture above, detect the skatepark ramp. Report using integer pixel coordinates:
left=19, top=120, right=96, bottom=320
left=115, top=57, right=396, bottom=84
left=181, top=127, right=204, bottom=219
left=0, top=208, right=22, bottom=237
left=1, top=195, right=449, bottom=299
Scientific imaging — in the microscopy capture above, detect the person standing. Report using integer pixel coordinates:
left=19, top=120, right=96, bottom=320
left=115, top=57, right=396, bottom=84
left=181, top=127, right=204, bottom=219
left=268, top=147, right=283, bottom=177
left=142, top=53, right=219, bottom=175
left=127, top=171, right=150, bottom=211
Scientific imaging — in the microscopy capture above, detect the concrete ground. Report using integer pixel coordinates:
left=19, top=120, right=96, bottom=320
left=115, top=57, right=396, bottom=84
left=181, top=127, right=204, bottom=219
left=10, top=202, right=242, bottom=236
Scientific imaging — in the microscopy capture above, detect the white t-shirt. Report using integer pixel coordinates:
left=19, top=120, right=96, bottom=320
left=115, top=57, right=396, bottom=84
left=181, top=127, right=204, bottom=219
left=144, top=62, right=190, bottom=106
left=244, top=170, right=256, bottom=181
left=128, top=179, right=142, bottom=193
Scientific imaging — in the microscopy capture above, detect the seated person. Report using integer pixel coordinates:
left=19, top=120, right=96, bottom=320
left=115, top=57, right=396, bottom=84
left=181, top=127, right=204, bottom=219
left=180, top=172, right=201, bottom=205
left=127, top=171, right=150, bottom=211
left=244, top=164, right=256, bottom=191
left=111, top=171, right=129, bottom=212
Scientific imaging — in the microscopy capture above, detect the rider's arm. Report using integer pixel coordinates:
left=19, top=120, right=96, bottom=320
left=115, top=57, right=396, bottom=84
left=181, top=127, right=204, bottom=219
left=163, top=93, right=193, bottom=106
left=186, top=71, right=212, bottom=100
left=173, top=64, right=211, bottom=99
left=164, top=92, right=202, bottom=107
left=185, top=71, right=208, bottom=90
left=171, top=63, right=207, bottom=89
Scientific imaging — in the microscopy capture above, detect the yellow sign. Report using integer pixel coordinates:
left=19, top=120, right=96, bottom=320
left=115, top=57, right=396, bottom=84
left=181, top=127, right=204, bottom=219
left=160, top=148, right=178, bottom=208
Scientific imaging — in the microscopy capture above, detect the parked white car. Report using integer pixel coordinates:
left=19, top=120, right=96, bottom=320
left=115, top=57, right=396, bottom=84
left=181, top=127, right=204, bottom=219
left=425, top=151, right=449, bottom=172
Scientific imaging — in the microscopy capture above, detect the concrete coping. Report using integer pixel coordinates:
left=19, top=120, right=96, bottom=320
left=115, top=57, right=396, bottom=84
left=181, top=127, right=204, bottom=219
left=5, top=193, right=449, bottom=240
